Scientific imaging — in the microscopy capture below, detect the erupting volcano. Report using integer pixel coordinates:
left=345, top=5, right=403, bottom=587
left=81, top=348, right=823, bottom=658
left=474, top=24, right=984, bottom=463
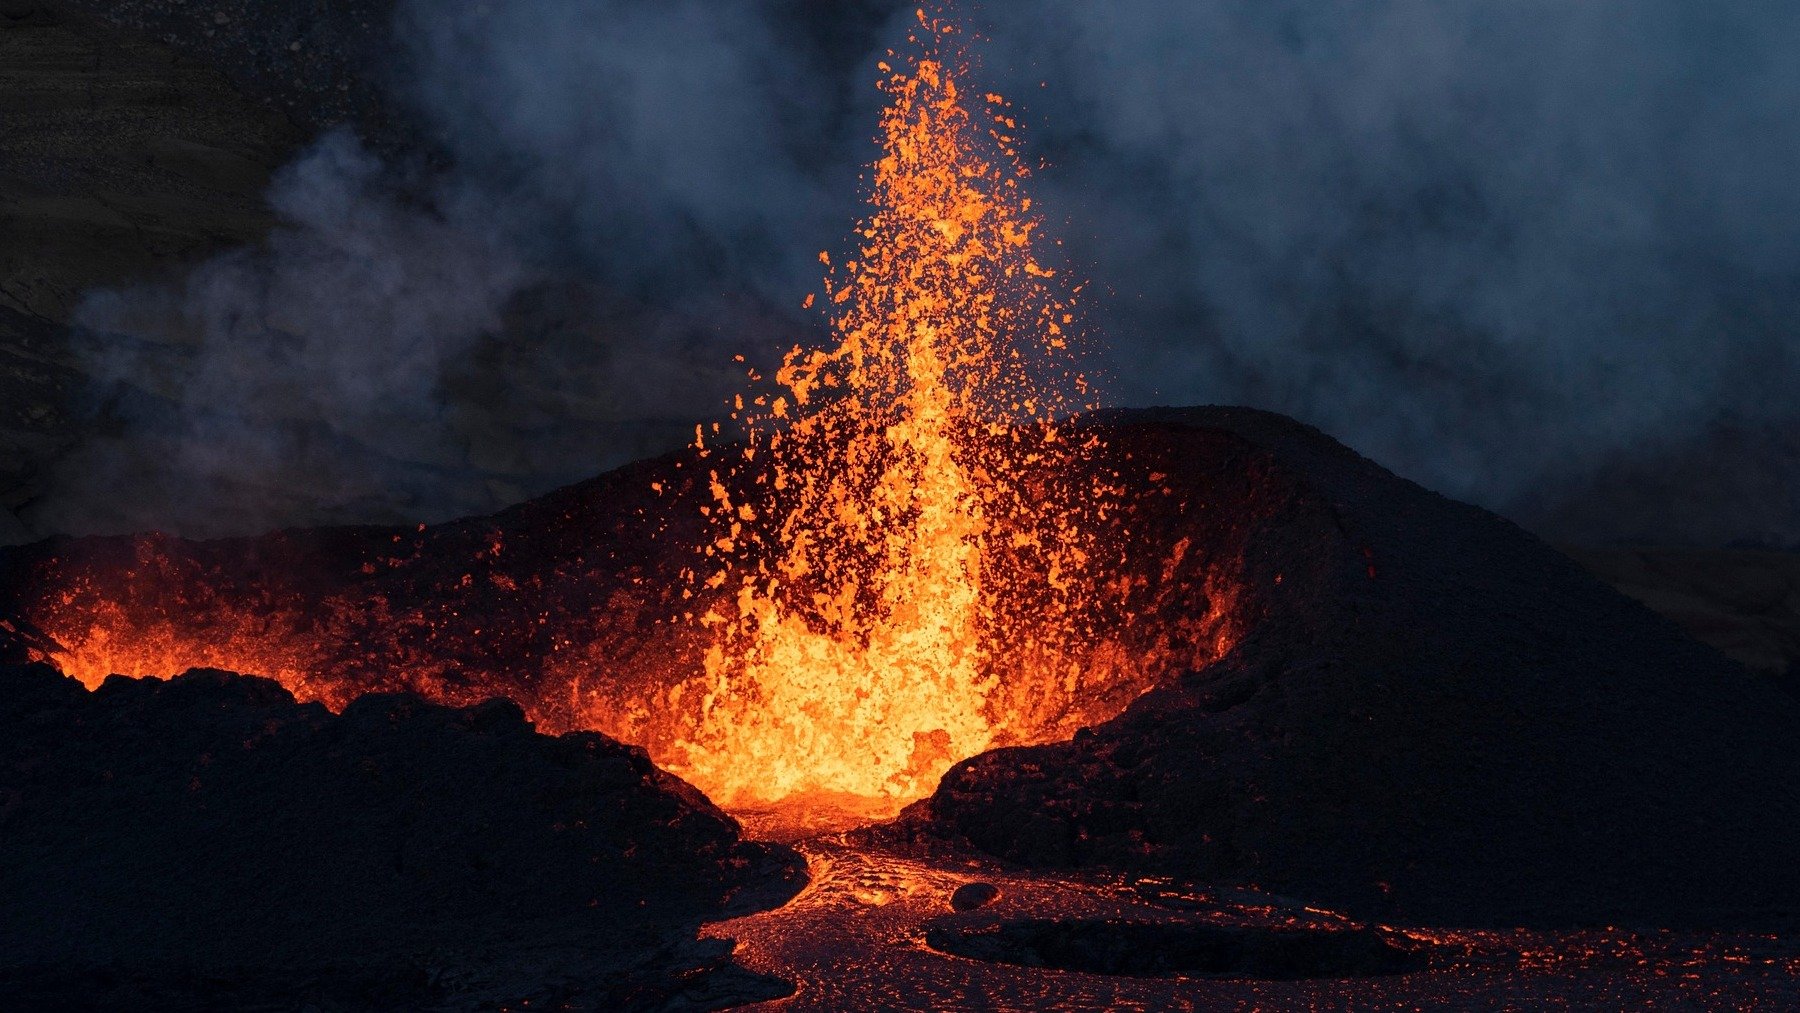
left=3, top=15, right=1230, bottom=817
left=7, top=6, right=1800, bottom=1009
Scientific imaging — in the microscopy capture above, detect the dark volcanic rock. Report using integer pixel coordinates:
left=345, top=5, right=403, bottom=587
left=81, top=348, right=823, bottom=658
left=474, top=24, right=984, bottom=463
left=911, top=406, right=1800, bottom=928
left=925, top=919, right=1423, bottom=980
left=0, top=663, right=801, bottom=1007
left=949, top=881, right=1001, bottom=913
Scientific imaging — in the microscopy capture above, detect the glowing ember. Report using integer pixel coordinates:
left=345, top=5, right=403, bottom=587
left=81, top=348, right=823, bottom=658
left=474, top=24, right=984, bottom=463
left=664, top=15, right=1108, bottom=807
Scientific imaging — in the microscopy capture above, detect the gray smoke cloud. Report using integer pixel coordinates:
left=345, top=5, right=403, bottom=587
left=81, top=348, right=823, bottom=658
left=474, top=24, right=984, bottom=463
left=51, top=129, right=540, bottom=536
left=42, top=0, right=1800, bottom=544
left=397, top=0, right=860, bottom=301
left=971, top=2, right=1800, bottom=533
left=52, top=131, right=533, bottom=534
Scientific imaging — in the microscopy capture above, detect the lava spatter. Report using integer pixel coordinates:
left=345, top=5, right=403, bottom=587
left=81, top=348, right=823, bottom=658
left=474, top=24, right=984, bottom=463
left=667, top=14, right=1115, bottom=807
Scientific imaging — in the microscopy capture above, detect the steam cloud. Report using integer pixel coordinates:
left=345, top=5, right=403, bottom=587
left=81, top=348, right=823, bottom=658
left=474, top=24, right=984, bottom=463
left=42, top=0, right=1800, bottom=545
left=59, top=133, right=529, bottom=533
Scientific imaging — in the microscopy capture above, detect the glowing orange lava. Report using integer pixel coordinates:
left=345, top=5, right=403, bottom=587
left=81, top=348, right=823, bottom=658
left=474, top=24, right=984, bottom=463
left=663, top=15, right=1111, bottom=808
left=8, top=13, right=1240, bottom=821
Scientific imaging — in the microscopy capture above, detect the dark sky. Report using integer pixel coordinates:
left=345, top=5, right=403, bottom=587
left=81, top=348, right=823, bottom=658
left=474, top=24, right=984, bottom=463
left=51, top=1, right=1800, bottom=546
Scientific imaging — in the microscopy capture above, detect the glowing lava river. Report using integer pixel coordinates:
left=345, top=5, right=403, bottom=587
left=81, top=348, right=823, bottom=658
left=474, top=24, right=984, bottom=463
left=694, top=830, right=1800, bottom=1010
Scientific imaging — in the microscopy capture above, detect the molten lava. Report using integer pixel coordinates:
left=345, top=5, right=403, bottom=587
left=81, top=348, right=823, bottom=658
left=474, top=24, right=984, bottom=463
left=2, top=13, right=1241, bottom=821
left=666, top=18, right=1108, bottom=807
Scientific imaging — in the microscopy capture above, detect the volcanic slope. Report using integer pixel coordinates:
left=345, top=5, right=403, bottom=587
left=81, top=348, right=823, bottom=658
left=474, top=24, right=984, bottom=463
left=909, top=406, right=1800, bottom=929
left=5, top=406, right=1800, bottom=932
left=0, top=663, right=802, bottom=1009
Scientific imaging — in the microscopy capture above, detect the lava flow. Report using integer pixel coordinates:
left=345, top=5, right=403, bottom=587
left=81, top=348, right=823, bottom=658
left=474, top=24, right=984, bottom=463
left=0, top=14, right=1240, bottom=820
left=665, top=16, right=1120, bottom=808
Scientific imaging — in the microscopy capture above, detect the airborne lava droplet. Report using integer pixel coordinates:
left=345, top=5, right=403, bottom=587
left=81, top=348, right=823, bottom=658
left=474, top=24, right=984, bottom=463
left=665, top=15, right=1113, bottom=808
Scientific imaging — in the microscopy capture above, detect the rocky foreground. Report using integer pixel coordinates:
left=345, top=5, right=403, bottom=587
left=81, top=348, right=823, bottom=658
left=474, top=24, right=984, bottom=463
left=0, top=662, right=802, bottom=1009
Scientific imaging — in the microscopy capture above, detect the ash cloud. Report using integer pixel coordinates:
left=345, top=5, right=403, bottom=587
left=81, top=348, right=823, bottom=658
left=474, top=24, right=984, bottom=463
left=41, top=0, right=1800, bottom=545
left=970, top=2, right=1800, bottom=544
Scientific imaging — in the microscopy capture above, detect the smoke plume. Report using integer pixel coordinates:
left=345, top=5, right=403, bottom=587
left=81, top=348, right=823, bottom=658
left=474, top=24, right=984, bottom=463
left=42, top=0, right=1800, bottom=545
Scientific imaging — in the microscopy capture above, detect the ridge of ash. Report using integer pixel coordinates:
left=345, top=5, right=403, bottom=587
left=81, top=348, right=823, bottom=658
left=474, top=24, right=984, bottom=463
left=901, top=406, right=1800, bottom=930
left=0, top=662, right=802, bottom=1009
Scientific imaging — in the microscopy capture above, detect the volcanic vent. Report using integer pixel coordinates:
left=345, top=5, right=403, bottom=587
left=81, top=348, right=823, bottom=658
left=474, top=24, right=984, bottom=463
left=671, top=24, right=1161, bottom=807
left=0, top=19, right=1237, bottom=818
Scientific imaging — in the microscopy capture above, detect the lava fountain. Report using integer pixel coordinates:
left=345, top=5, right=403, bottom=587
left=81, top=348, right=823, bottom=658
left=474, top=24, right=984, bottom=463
left=666, top=16, right=1112, bottom=808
